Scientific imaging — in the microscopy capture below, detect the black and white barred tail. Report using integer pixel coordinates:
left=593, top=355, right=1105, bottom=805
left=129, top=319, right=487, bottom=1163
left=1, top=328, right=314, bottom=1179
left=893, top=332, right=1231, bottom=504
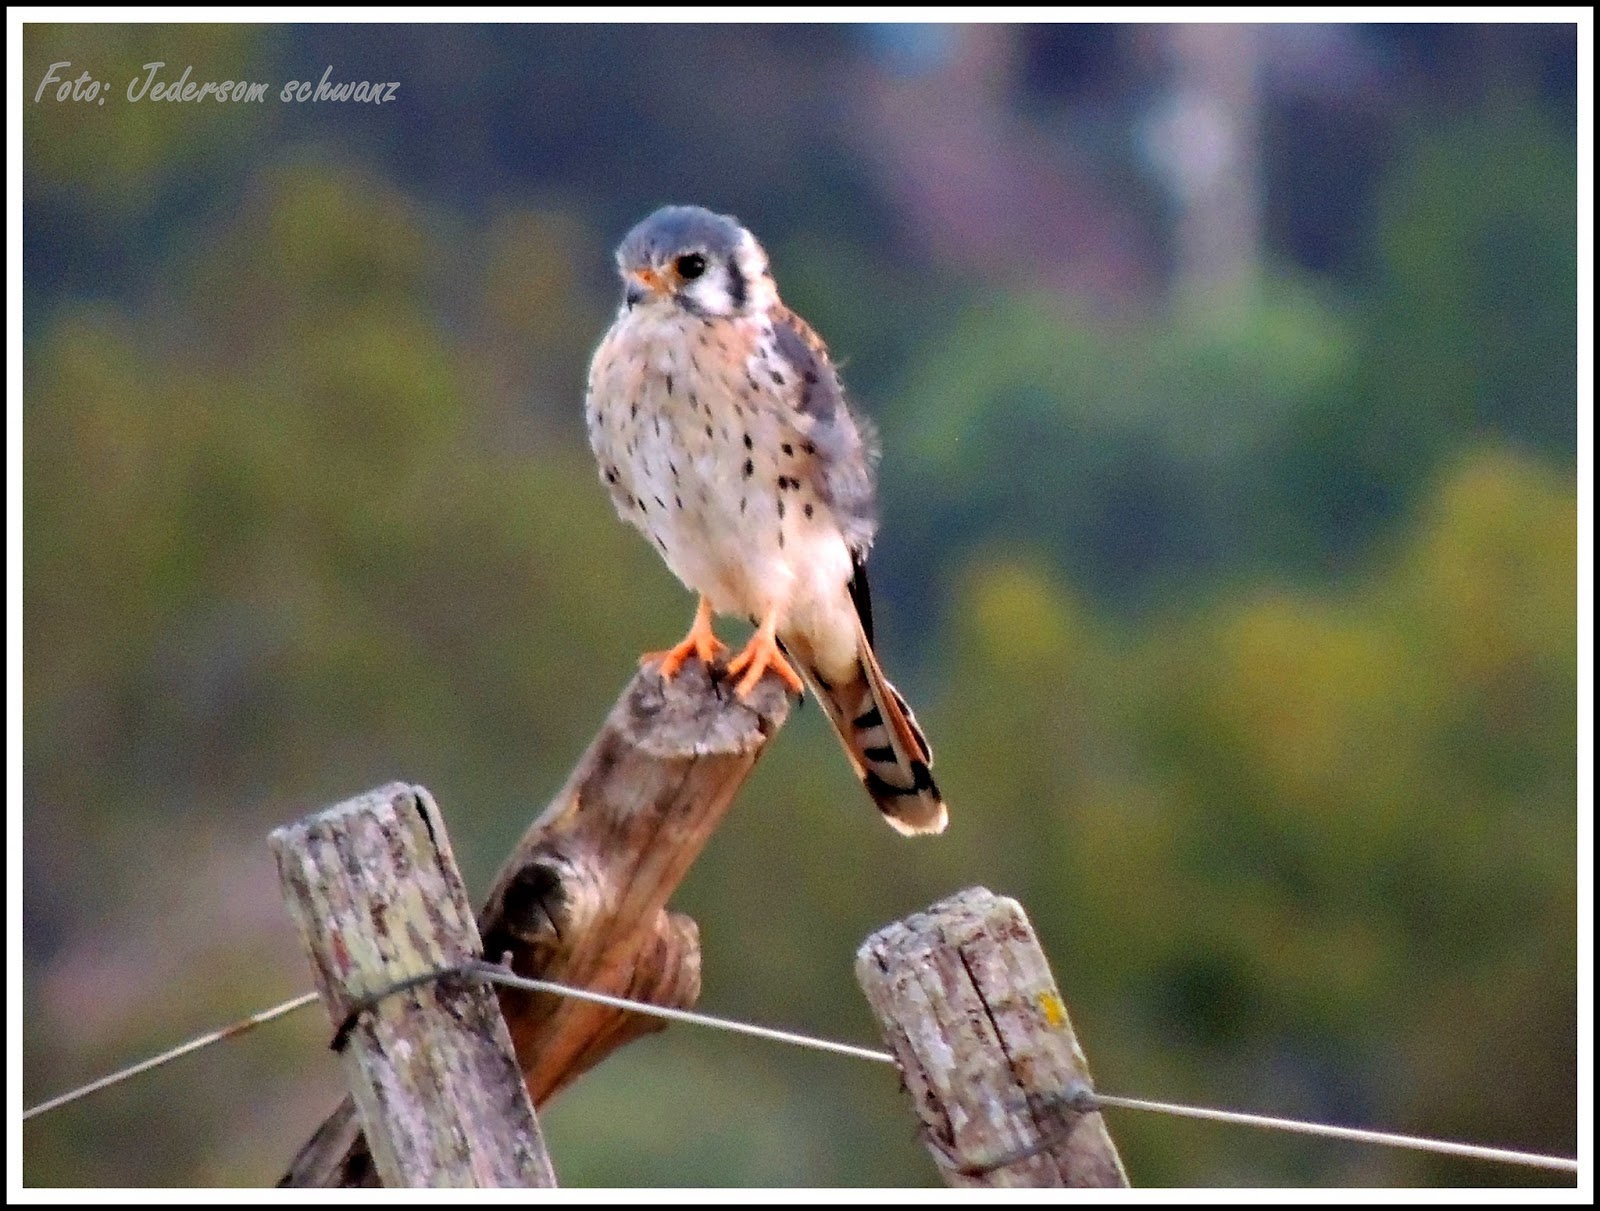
left=804, top=612, right=947, bottom=836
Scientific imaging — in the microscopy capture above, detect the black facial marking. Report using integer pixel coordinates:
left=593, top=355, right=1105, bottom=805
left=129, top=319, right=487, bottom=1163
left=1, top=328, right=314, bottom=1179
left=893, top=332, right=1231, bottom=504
left=726, top=258, right=747, bottom=309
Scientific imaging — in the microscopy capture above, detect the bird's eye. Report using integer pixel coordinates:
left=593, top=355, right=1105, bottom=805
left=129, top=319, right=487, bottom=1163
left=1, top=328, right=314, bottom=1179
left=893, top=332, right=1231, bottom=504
left=675, top=253, right=707, bottom=280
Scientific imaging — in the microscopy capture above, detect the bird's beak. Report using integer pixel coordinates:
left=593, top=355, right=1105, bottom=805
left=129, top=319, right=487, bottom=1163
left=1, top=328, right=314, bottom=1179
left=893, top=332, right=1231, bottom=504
left=626, top=266, right=669, bottom=306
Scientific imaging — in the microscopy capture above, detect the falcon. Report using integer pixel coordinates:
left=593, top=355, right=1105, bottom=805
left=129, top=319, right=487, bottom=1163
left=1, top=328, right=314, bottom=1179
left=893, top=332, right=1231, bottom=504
left=585, top=205, right=946, bottom=836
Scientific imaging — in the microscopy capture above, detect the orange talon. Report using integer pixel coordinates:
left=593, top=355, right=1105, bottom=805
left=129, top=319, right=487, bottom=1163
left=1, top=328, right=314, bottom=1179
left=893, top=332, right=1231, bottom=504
left=725, top=609, right=806, bottom=698
left=641, top=596, right=727, bottom=679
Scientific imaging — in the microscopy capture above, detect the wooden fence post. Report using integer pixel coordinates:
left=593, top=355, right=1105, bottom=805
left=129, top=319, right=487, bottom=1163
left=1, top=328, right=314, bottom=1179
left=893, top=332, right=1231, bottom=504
left=280, top=660, right=792, bottom=1186
left=271, top=782, right=556, bottom=1188
left=856, top=887, right=1128, bottom=1188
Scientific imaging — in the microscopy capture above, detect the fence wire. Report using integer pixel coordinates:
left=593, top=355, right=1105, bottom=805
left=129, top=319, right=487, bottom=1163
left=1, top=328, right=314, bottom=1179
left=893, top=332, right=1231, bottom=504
left=22, top=960, right=1580, bottom=1176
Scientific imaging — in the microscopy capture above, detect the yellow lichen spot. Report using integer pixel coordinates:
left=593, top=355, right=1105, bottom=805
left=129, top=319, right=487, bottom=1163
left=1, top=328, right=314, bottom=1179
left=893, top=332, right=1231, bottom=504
left=1039, top=990, right=1066, bottom=1029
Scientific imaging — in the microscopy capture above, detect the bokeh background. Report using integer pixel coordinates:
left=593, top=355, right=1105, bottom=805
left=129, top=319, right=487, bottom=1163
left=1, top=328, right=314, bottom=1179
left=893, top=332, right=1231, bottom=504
left=21, top=22, right=1578, bottom=1188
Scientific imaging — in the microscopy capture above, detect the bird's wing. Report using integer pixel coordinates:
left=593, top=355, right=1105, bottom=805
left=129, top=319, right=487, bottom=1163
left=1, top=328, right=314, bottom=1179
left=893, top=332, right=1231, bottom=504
left=767, top=310, right=942, bottom=834
left=769, top=303, right=880, bottom=558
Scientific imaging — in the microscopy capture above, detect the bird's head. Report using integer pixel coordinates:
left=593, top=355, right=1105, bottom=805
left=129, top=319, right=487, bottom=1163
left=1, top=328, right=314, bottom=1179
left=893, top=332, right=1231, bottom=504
left=614, top=205, right=776, bottom=318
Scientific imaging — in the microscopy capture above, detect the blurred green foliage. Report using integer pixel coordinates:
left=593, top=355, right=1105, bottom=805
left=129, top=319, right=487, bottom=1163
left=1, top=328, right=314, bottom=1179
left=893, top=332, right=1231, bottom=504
left=23, top=23, right=1574, bottom=1189
left=25, top=25, right=275, bottom=211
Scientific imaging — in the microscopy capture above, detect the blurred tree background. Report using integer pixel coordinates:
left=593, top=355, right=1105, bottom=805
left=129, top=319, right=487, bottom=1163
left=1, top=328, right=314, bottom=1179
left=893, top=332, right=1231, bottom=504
left=21, top=22, right=1577, bottom=1188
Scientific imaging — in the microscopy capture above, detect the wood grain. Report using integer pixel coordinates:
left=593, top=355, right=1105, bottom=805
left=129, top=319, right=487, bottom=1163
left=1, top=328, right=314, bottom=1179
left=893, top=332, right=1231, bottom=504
left=856, top=887, right=1128, bottom=1188
left=280, top=660, right=791, bottom=1186
left=271, top=783, right=556, bottom=1188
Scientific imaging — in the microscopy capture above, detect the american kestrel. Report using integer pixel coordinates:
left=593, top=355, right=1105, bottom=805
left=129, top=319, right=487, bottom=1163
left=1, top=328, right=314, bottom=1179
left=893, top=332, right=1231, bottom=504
left=585, top=205, right=947, bottom=835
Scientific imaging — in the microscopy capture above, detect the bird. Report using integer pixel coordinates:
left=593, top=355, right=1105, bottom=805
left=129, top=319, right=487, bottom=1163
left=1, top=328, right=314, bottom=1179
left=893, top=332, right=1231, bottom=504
left=584, top=204, right=947, bottom=836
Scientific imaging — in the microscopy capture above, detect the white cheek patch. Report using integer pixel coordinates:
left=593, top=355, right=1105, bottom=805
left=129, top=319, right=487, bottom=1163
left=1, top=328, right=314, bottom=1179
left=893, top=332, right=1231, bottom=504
left=685, top=274, right=737, bottom=316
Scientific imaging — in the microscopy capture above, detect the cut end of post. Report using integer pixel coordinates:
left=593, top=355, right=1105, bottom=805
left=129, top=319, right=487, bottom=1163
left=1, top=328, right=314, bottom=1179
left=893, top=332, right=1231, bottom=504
left=620, top=659, right=792, bottom=759
left=856, top=886, right=1129, bottom=1188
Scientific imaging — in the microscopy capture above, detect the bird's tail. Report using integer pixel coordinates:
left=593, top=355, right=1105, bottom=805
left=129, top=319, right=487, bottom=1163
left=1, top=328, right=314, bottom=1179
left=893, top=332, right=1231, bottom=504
left=799, top=613, right=947, bottom=836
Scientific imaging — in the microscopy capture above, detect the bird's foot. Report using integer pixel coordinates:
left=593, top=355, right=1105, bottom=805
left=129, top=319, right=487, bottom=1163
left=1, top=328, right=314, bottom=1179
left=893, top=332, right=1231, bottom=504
left=640, top=598, right=727, bottom=680
left=726, top=628, right=806, bottom=699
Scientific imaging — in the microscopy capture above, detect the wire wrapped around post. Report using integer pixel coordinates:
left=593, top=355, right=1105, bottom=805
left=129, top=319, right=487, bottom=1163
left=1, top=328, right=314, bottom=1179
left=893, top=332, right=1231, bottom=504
left=280, top=660, right=792, bottom=1187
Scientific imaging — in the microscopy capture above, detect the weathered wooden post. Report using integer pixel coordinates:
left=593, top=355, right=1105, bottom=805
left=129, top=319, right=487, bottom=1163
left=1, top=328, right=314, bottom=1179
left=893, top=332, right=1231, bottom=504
left=856, top=887, right=1128, bottom=1188
left=281, top=661, right=792, bottom=1186
left=271, top=782, right=556, bottom=1188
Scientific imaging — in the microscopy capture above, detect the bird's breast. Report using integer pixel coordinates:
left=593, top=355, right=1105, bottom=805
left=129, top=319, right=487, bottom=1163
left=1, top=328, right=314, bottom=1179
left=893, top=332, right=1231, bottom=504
left=586, top=308, right=844, bottom=624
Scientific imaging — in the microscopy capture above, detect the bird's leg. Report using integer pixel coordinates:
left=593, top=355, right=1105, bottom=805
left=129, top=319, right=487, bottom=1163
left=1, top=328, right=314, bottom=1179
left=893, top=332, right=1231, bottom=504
left=725, top=606, right=806, bottom=698
left=640, top=595, right=728, bottom=679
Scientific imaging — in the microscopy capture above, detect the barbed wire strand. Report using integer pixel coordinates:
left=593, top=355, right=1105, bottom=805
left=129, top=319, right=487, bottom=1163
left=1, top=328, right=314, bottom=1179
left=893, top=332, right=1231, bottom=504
left=22, top=963, right=1580, bottom=1176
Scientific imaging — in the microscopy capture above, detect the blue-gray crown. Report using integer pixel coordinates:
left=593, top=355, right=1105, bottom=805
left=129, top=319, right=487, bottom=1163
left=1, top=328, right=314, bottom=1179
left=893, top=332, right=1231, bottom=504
left=616, top=205, right=745, bottom=268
